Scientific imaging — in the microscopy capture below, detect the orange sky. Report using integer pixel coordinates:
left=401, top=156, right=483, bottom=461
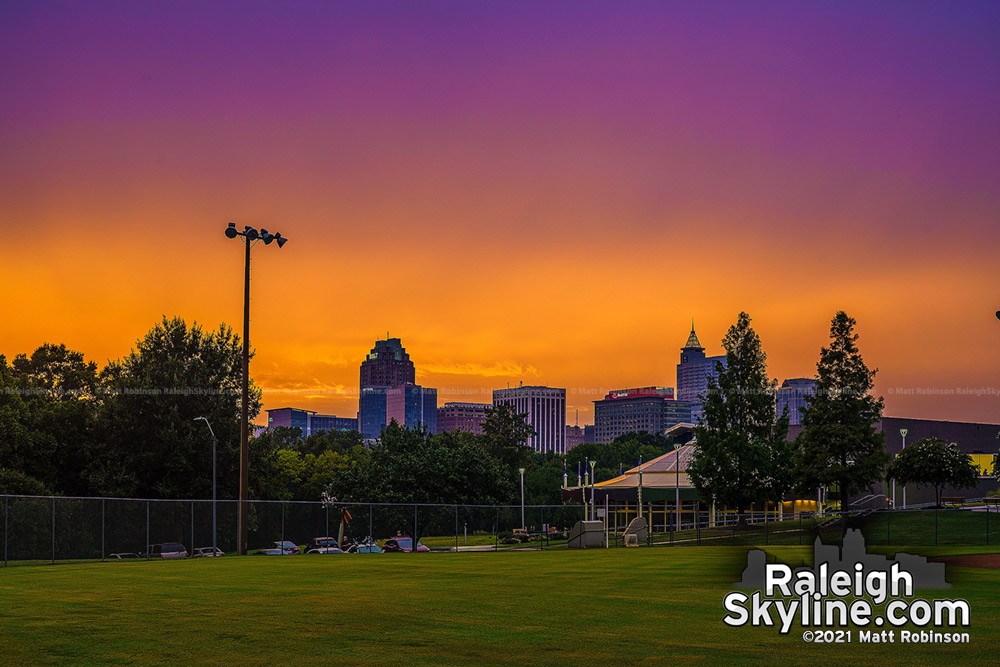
left=2, top=3, right=999, bottom=426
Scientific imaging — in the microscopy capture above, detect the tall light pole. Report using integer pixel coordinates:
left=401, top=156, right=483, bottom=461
left=900, top=428, right=908, bottom=509
left=194, top=417, right=217, bottom=556
left=518, top=468, right=526, bottom=530
left=226, top=222, right=287, bottom=555
left=589, top=459, right=596, bottom=521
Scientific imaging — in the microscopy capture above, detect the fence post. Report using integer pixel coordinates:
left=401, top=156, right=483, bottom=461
left=887, top=509, right=891, bottom=546
left=454, top=504, right=459, bottom=553
left=325, top=504, right=329, bottom=538
left=51, top=496, right=55, bottom=565
left=4, top=496, right=7, bottom=567
left=146, top=500, right=150, bottom=561
left=281, top=502, right=286, bottom=554
left=368, top=504, right=373, bottom=540
left=987, top=503, right=990, bottom=546
left=413, top=505, right=417, bottom=547
left=935, top=508, right=939, bottom=546
left=494, top=507, right=499, bottom=552
left=191, top=501, right=194, bottom=555
left=696, top=506, right=701, bottom=546
left=102, top=498, right=106, bottom=562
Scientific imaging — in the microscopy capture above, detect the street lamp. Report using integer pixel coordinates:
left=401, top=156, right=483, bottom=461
left=900, top=428, right=908, bottom=509
left=226, top=222, right=288, bottom=555
left=518, top=468, right=526, bottom=530
left=194, top=417, right=217, bottom=557
left=589, top=459, right=596, bottom=521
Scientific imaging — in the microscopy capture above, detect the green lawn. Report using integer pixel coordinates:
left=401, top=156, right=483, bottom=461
left=1, top=547, right=996, bottom=665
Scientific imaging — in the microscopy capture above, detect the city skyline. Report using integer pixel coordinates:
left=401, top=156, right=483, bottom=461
left=3, top=2, right=999, bottom=426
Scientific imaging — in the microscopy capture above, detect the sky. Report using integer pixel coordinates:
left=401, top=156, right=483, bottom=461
left=2, top=1, right=999, bottom=425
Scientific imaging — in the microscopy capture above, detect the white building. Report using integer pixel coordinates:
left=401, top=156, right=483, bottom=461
left=492, top=385, right=567, bottom=454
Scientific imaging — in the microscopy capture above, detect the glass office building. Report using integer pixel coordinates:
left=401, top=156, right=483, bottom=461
left=676, top=325, right=726, bottom=422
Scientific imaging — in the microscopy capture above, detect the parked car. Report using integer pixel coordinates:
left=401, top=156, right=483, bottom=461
left=382, top=537, right=429, bottom=553
left=191, top=547, right=225, bottom=557
left=252, top=540, right=301, bottom=555
left=304, top=537, right=344, bottom=554
left=108, top=552, right=140, bottom=559
left=346, top=539, right=382, bottom=554
left=147, top=543, right=188, bottom=558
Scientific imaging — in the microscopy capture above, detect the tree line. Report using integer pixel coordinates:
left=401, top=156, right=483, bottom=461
left=0, top=312, right=986, bottom=526
left=0, top=315, right=674, bottom=506
left=687, top=310, right=984, bottom=534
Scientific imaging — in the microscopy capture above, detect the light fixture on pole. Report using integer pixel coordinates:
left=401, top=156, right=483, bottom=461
left=226, top=222, right=288, bottom=555
left=900, top=428, right=908, bottom=509
left=194, top=417, right=217, bottom=557
left=518, top=468, right=526, bottom=530
left=589, top=459, right=596, bottom=521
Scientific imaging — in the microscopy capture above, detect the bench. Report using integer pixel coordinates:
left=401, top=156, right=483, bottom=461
left=941, top=497, right=965, bottom=508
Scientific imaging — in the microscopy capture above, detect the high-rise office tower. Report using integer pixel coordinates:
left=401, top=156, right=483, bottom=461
left=676, top=324, right=726, bottom=422
left=360, top=337, right=415, bottom=389
left=492, top=385, right=566, bottom=454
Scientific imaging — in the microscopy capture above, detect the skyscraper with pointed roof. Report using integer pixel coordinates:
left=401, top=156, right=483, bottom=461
left=676, top=322, right=726, bottom=422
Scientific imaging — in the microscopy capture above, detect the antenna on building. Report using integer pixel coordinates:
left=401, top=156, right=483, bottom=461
left=575, top=409, right=579, bottom=427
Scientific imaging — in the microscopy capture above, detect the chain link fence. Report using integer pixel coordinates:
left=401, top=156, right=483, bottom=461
left=2, top=495, right=996, bottom=566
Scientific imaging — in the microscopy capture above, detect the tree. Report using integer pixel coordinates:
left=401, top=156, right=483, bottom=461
left=688, top=312, right=792, bottom=526
left=793, top=312, right=888, bottom=534
left=93, top=316, right=256, bottom=501
left=0, top=346, right=100, bottom=495
left=481, top=403, right=535, bottom=469
left=887, top=438, right=980, bottom=508
left=331, top=422, right=514, bottom=549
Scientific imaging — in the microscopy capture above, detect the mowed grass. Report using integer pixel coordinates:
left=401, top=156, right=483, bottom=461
left=1, top=547, right=997, bottom=666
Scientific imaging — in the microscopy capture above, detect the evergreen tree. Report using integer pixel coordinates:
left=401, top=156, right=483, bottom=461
left=688, top=312, right=791, bottom=526
left=793, top=312, right=888, bottom=534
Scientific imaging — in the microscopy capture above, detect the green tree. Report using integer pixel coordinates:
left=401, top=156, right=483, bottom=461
left=688, top=312, right=792, bottom=526
left=481, top=402, right=535, bottom=469
left=887, top=438, right=980, bottom=508
left=793, top=312, right=888, bottom=534
left=332, top=422, right=514, bottom=548
left=94, top=316, right=255, bottom=500
left=0, top=467, right=51, bottom=495
left=0, top=346, right=100, bottom=495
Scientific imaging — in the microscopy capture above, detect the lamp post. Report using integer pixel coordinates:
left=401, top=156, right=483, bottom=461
left=518, top=468, right=526, bottom=530
left=194, top=417, right=217, bottom=556
left=900, top=428, right=908, bottom=509
left=589, top=460, right=596, bottom=521
left=226, top=222, right=287, bottom=555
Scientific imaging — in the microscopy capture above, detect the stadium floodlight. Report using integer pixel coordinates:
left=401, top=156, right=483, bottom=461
left=224, top=222, right=288, bottom=554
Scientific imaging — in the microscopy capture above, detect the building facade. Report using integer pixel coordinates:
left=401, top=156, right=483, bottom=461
left=776, top=377, right=818, bottom=426
left=386, top=383, right=437, bottom=433
left=437, top=402, right=490, bottom=434
left=676, top=325, right=725, bottom=423
left=359, top=386, right=389, bottom=440
left=492, top=386, right=566, bottom=454
left=360, top=337, right=415, bottom=389
left=565, top=425, right=585, bottom=451
left=357, top=336, right=438, bottom=440
left=266, top=407, right=358, bottom=436
left=592, top=387, right=692, bottom=444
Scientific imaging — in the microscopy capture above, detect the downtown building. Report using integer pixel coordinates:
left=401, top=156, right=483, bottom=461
left=592, top=386, right=692, bottom=444
left=358, top=337, right=437, bottom=439
left=676, top=324, right=726, bottom=423
left=266, top=407, right=358, bottom=435
left=493, top=385, right=566, bottom=454
left=437, top=402, right=490, bottom=434
left=776, top=378, right=818, bottom=426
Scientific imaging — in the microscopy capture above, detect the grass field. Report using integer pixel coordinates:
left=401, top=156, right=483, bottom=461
left=1, top=545, right=998, bottom=666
